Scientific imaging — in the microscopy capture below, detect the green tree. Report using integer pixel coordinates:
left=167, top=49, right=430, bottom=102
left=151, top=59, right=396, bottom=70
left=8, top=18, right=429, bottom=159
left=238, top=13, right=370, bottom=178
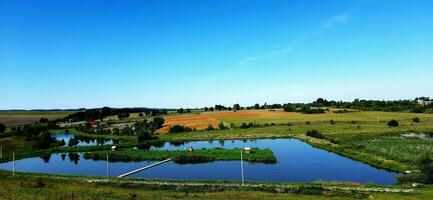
left=233, top=103, right=241, bottom=110
left=254, top=103, right=260, bottom=110
left=205, top=124, right=215, bottom=130
left=0, top=123, right=5, bottom=133
left=387, top=119, right=399, bottom=127
left=413, top=117, right=420, bottom=123
left=218, top=121, right=226, bottom=129
left=153, top=116, right=165, bottom=129
left=101, top=107, right=112, bottom=117
left=138, top=112, right=144, bottom=117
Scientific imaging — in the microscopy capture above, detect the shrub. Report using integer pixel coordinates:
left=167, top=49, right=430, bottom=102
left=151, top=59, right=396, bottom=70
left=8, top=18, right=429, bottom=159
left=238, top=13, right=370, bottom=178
left=330, top=120, right=336, bottom=124
left=306, top=130, right=326, bottom=139
left=387, top=119, right=399, bottom=127
left=168, top=125, right=192, bottom=133
left=218, top=121, right=226, bottom=129
left=205, top=124, right=215, bottom=130
left=418, top=153, right=433, bottom=184
left=413, top=117, right=420, bottom=123
left=153, top=116, right=165, bottom=129
left=0, top=123, right=5, bottom=133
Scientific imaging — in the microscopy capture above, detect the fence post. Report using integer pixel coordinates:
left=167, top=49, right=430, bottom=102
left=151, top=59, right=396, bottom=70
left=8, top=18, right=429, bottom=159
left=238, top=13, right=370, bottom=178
left=13, top=152, right=15, bottom=177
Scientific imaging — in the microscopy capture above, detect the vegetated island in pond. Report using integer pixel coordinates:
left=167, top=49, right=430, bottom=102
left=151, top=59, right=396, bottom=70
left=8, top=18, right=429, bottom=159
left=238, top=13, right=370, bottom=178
left=83, top=148, right=277, bottom=164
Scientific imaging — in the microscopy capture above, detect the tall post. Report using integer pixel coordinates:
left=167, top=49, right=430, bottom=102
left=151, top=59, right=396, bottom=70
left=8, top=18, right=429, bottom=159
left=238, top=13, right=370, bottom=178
left=240, top=150, right=244, bottom=186
left=13, top=152, right=15, bottom=177
left=377, top=116, right=380, bottom=125
left=106, top=154, right=110, bottom=181
left=0, top=146, right=2, bottom=169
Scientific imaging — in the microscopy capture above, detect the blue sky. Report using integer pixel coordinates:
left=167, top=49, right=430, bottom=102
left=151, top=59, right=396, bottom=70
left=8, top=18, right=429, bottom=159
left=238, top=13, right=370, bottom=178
left=1, top=0, right=432, bottom=109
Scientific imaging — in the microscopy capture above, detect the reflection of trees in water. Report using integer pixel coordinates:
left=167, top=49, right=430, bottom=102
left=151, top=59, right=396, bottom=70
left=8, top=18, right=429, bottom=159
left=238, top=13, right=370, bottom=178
left=152, top=140, right=166, bottom=148
left=72, top=135, right=113, bottom=146
left=219, top=140, right=225, bottom=147
left=68, top=153, right=80, bottom=165
left=168, top=141, right=184, bottom=147
left=40, top=154, right=51, bottom=163
left=61, top=153, right=67, bottom=161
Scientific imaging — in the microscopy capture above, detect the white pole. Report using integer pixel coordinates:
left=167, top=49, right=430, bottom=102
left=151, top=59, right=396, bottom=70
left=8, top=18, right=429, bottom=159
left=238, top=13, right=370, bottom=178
left=240, top=150, right=244, bottom=186
left=13, top=152, right=15, bottom=177
left=106, top=154, right=110, bottom=181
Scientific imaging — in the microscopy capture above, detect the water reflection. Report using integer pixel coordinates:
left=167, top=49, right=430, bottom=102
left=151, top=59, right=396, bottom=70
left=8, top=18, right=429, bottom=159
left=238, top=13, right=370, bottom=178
left=1, top=139, right=401, bottom=184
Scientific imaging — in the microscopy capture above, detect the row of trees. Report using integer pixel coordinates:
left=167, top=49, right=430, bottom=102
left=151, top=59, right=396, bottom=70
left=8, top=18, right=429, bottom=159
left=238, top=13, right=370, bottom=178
left=65, top=107, right=168, bottom=122
left=9, top=119, right=59, bottom=149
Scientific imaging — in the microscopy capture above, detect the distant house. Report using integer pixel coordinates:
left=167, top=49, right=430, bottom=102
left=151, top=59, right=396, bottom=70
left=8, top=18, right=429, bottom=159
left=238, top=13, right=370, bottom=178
left=186, top=147, right=193, bottom=152
left=417, top=99, right=433, bottom=106
left=88, top=120, right=98, bottom=128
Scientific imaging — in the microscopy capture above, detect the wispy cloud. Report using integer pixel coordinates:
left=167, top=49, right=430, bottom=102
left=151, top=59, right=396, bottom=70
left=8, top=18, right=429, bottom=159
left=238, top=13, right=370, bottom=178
left=320, top=12, right=351, bottom=29
left=237, top=11, right=352, bottom=66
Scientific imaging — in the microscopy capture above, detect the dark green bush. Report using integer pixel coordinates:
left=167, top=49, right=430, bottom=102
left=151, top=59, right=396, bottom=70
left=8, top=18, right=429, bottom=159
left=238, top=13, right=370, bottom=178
left=413, top=117, right=420, bottom=123
left=387, top=119, right=399, bottom=127
left=306, top=130, right=326, bottom=139
left=168, top=125, right=192, bottom=133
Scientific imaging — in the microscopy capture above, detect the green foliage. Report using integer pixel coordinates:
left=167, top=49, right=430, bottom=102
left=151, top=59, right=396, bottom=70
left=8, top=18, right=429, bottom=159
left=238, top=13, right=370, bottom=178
left=34, top=131, right=55, bottom=149
left=68, top=137, right=79, bottom=147
left=387, top=119, right=399, bottom=127
left=84, top=148, right=276, bottom=164
left=152, top=116, right=165, bottom=129
left=205, top=124, right=215, bottom=130
left=306, top=130, right=326, bottom=139
left=218, top=121, right=226, bottom=129
left=0, top=123, right=5, bottom=133
left=413, top=117, right=420, bottom=123
left=168, top=125, right=192, bottom=133
left=233, top=103, right=241, bottom=110
left=418, top=153, right=433, bottom=184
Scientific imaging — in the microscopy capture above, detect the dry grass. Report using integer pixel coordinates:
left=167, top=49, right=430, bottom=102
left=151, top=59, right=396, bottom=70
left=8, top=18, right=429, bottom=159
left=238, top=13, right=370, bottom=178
left=158, top=110, right=297, bottom=133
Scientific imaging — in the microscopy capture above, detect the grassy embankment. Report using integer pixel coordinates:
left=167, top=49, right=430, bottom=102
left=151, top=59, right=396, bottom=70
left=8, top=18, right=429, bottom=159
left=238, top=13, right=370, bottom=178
left=2, top=170, right=431, bottom=200
left=83, top=148, right=276, bottom=163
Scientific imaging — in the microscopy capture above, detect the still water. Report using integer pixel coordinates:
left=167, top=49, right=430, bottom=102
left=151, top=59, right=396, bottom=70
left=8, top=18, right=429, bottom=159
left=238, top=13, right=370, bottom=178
left=0, top=138, right=399, bottom=184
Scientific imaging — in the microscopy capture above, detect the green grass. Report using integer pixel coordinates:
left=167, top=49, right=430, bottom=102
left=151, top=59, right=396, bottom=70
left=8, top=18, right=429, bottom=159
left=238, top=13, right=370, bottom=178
left=84, top=148, right=276, bottom=163
left=2, top=170, right=429, bottom=200
left=343, top=135, right=433, bottom=169
left=217, top=111, right=433, bottom=125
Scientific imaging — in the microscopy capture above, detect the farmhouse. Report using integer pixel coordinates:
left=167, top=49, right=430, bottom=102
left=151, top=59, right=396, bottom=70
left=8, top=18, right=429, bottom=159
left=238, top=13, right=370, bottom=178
left=417, top=99, right=433, bottom=106
left=88, top=120, right=98, bottom=128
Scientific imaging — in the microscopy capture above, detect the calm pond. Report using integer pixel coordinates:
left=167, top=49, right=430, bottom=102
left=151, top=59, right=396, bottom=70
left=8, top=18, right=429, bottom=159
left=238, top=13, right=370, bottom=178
left=0, top=138, right=399, bottom=184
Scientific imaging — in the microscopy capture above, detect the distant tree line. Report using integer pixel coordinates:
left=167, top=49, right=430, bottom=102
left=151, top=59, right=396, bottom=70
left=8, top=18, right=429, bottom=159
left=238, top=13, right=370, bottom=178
left=64, top=107, right=168, bottom=122
left=187, top=97, right=433, bottom=114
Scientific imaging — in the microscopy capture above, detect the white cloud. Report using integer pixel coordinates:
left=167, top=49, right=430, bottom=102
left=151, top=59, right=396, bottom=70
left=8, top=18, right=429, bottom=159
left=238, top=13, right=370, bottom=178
left=320, top=12, right=351, bottom=29
left=237, top=11, right=352, bottom=66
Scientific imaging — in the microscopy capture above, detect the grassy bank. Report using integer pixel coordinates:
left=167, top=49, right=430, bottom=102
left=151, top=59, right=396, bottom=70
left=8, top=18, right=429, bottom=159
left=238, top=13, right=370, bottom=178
left=83, top=148, right=277, bottom=164
left=1, top=170, right=428, bottom=200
